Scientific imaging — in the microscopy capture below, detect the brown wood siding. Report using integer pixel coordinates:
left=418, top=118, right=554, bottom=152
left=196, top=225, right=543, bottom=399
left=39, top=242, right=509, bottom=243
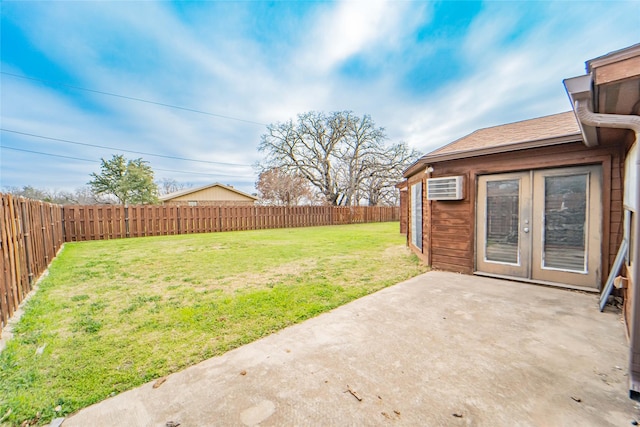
left=593, top=55, right=640, bottom=85
left=429, top=170, right=473, bottom=274
left=406, top=140, right=627, bottom=286
left=398, top=186, right=408, bottom=234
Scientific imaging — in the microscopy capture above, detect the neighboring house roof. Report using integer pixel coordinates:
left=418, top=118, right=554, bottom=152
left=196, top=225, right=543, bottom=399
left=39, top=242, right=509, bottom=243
left=404, top=111, right=582, bottom=177
left=159, top=183, right=258, bottom=202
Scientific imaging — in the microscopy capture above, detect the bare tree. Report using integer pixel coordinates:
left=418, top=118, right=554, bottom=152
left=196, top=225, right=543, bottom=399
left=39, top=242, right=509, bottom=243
left=338, top=114, right=387, bottom=206
left=359, top=142, right=421, bottom=206
left=259, top=111, right=349, bottom=205
left=72, top=186, right=111, bottom=204
left=157, top=178, right=191, bottom=196
left=255, top=168, right=314, bottom=206
left=259, top=111, right=420, bottom=206
left=3, top=185, right=116, bottom=204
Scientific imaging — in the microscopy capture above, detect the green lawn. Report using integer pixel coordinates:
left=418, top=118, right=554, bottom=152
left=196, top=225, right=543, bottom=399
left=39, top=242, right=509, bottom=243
left=0, top=222, right=426, bottom=426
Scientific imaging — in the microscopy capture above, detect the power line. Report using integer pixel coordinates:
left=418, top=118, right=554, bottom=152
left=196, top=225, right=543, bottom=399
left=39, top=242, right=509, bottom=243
left=1, top=145, right=96, bottom=163
left=1, top=71, right=268, bottom=127
left=1, top=128, right=253, bottom=167
left=153, top=166, right=252, bottom=178
left=0, top=145, right=256, bottom=179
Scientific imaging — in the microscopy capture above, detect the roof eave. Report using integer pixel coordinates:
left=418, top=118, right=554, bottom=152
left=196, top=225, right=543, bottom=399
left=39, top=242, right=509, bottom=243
left=159, top=183, right=258, bottom=201
left=159, top=183, right=220, bottom=201
left=403, top=133, right=583, bottom=178
left=586, top=43, right=640, bottom=72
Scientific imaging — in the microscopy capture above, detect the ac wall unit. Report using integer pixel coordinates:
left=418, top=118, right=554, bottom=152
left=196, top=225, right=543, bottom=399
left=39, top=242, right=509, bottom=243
left=426, top=176, right=464, bottom=200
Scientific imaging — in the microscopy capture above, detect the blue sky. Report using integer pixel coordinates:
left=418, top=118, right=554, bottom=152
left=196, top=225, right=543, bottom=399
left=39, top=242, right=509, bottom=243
left=1, top=1, right=639, bottom=195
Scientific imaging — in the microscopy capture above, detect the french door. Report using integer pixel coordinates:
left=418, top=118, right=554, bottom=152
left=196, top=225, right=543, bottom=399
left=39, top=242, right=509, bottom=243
left=476, top=166, right=602, bottom=289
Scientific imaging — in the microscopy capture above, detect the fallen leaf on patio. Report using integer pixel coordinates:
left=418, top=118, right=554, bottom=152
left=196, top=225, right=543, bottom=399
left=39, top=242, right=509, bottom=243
left=452, top=413, right=463, bottom=418
left=153, top=377, right=167, bottom=389
left=571, top=396, right=581, bottom=403
left=240, top=370, right=247, bottom=376
left=346, top=385, right=363, bottom=401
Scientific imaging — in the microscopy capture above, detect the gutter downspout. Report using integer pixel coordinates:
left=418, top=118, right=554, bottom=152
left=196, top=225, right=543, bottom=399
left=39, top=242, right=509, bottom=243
left=575, top=98, right=640, bottom=400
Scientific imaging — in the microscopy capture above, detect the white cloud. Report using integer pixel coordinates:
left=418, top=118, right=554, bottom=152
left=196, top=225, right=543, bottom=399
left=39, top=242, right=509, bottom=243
left=399, top=1, right=640, bottom=154
left=2, top=0, right=639, bottom=193
left=296, top=1, right=425, bottom=74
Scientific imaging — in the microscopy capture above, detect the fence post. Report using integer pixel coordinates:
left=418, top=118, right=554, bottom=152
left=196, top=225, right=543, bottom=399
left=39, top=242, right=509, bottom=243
left=19, top=199, right=34, bottom=286
left=40, top=203, right=49, bottom=264
left=124, top=206, right=129, bottom=238
left=61, top=206, right=67, bottom=244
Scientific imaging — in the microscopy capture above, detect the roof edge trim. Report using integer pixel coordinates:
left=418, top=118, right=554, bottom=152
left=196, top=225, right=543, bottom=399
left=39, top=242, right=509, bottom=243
left=403, top=133, right=582, bottom=177
left=159, top=182, right=258, bottom=201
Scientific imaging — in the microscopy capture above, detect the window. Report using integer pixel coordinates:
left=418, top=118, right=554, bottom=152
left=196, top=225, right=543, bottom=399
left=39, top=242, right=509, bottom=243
left=411, top=182, right=423, bottom=250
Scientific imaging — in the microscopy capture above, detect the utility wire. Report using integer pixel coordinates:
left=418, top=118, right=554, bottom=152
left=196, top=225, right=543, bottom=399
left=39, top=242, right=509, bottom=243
left=1, top=71, right=268, bottom=127
left=1, top=128, right=253, bottom=167
left=0, top=145, right=256, bottom=178
left=153, top=166, right=251, bottom=178
left=1, top=145, right=96, bottom=163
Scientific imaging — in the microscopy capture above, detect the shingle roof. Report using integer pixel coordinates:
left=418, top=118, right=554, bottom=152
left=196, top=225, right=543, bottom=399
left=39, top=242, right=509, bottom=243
left=404, top=111, right=582, bottom=177
left=159, top=183, right=257, bottom=201
left=428, top=111, right=580, bottom=156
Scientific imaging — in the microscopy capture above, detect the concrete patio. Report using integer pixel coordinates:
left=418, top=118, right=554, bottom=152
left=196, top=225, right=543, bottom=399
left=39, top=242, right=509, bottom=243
left=61, top=271, right=639, bottom=426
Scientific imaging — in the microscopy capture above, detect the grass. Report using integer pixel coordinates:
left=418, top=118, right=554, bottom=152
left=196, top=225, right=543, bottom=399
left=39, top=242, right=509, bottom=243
left=0, top=222, right=426, bottom=426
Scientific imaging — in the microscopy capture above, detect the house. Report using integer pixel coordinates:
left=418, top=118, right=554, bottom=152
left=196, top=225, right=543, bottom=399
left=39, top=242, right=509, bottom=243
left=565, top=44, right=640, bottom=400
left=159, top=183, right=258, bottom=206
left=402, top=110, right=616, bottom=289
left=400, top=44, right=639, bottom=398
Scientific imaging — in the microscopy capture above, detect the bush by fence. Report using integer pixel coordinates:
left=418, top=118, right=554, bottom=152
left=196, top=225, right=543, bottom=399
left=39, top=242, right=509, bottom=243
left=1, top=193, right=399, bottom=335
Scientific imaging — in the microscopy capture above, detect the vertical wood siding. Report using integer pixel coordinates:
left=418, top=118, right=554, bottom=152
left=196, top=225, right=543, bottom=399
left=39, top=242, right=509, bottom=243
left=408, top=140, right=628, bottom=282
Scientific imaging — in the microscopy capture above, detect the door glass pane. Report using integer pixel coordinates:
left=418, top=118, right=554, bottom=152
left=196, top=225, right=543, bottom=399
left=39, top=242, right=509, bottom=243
left=543, top=174, right=587, bottom=271
left=486, top=180, right=519, bottom=263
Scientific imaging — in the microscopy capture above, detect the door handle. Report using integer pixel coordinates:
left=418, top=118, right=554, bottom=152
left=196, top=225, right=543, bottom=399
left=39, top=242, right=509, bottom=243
left=523, top=227, right=530, bottom=233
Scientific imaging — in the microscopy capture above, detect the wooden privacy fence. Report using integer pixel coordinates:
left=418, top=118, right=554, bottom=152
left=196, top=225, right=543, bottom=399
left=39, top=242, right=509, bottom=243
left=1, top=194, right=64, bottom=335
left=63, top=205, right=399, bottom=241
left=1, top=195, right=398, bottom=335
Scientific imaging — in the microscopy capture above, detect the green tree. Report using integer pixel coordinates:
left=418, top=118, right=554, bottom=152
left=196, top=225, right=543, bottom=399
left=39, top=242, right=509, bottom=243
left=88, top=154, right=159, bottom=205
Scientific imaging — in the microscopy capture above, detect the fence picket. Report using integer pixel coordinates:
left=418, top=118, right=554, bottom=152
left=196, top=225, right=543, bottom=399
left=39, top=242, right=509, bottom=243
left=0, top=194, right=398, bottom=337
